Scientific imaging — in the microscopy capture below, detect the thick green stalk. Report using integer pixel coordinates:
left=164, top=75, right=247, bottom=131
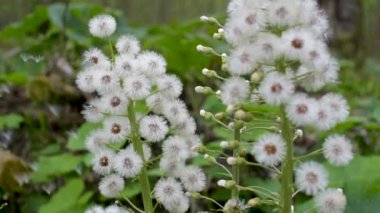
left=279, top=106, right=294, bottom=213
left=231, top=125, right=241, bottom=199
left=127, top=101, right=154, bottom=213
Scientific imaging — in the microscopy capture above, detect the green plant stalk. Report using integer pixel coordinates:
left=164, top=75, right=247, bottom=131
left=231, top=125, right=241, bottom=199
left=127, top=101, right=154, bottom=213
left=279, top=106, right=294, bottom=213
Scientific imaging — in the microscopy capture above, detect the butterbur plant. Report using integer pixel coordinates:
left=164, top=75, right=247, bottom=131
left=195, top=0, right=352, bottom=212
left=77, top=14, right=206, bottom=213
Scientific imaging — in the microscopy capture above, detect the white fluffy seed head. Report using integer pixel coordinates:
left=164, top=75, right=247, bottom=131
left=85, top=130, right=109, bottom=153
left=85, top=205, right=104, bottom=213
left=76, top=70, right=96, bottom=93
left=139, top=115, right=169, bottom=142
left=314, top=102, right=338, bottom=131
left=323, top=135, right=353, bottom=166
left=99, top=174, right=125, bottom=198
left=81, top=99, right=105, bottom=123
left=93, top=70, right=120, bottom=95
left=105, top=205, right=130, bottom=213
left=321, top=93, right=349, bottom=123
left=115, top=35, right=140, bottom=55
left=98, top=90, right=129, bottom=115
left=162, top=100, right=189, bottom=124
left=221, top=77, right=250, bottom=105
left=155, top=74, right=183, bottom=98
left=154, top=177, right=185, bottom=207
left=159, top=155, right=186, bottom=177
left=89, top=14, right=116, bottom=38
left=315, top=188, right=347, bottom=213
left=227, top=45, right=257, bottom=75
left=83, top=48, right=111, bottom=69
left=162, top=135, right=191, bottom=161
left=259, top=72, right=294, bottom=106
left=145, top=93, right=168, bottom=114
left=180, top=166, right=206, bottom=192
left=252, top=133, right=286, bottom=166
left=295, top=161, right=328, bottom=196
left=285, top=93, right=318, bottom=126
left=123, top=74, right=151, bottom=100
left=112, top=149, right=143, bottom=178
left=92, top=149, right=115, bottom=175
left=103, top=116, right=131, bottom=142
left=137, top=51, right=167, bottom=76
left=114, top=54, right=137, bottom=77
left=126, top=143, right=152, bottom=161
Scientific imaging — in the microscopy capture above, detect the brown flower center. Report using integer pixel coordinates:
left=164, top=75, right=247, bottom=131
left=99, top=156, right=109, bottom=166
left=245, top=14, right=256, bottom=25
left=111, top=123, right=121, bottom=134
left=101, top=75, right=111, bottom=84
left=110, top=97, right=121, bottom=107
left=271, top=83, right=283, bottom=93
left=124, top=158, right=132, bottom=168
left=296, top=104, right=308, bottom=114
left=292, top=38, right=304, bottom=49
left=90, top=56, right=98, bottom=64
left=276, top=7, right=288, bottom=18
left=306, top=172, right=318, bottom=184
left=264, top=143, right=277, bottom=155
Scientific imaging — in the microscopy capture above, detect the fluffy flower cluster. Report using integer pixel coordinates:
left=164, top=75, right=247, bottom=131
left=78, top=14, right=206, bottom=213
left=197, top=0, right=353, bottom=212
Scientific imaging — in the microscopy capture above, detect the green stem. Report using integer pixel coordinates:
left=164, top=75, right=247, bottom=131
left=108, top=37, right=115, bottom=62
left=231, top=125, right=241, bottom=199
left=279, top=106, right=294, bottom=213
left=127, top=101, right=154, bottom=213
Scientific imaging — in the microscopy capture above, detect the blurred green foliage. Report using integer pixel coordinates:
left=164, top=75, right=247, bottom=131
left=0, top=2, right=379, bottom=213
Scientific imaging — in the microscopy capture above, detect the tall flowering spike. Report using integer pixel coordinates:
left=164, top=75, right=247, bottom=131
left=77, top=15, right=203, bottom=212
left=198, top=0, right=352, bottom=212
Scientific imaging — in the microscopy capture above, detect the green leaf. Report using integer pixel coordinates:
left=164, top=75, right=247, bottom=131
left=67, top=122, right=102, bottom=151
left=31, top=154, right=83, bottom=182
left=38, top=178, right=85, bottom=213
left=0, top=113, right=24, bottom=129
left=121, top=183, right=141, bottom=198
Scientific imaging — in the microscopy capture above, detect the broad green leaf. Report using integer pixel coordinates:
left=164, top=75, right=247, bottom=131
left=31, top=154, right=83, bottom=182
left=67, top=122, right=102, bottom=151
left=121, top=183, right=141, bottom=198
left=0, top=113, right=24, bottom=129
left=38, top=178, right=85, bottom=213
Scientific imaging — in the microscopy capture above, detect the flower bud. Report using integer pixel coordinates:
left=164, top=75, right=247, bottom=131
left=234, top=110, right=252, bottom=122
left=195, top=145, right=207, bottom=154
left=221, top=63, right=229, bottom=72
left=295, top=129, right=303, bottom=138
left=200, top=16, right=209, bottom=22
left=215, top=112, right=225, bottom=120
left=228, top=140, right=239, bottom=149
left=236, top=157, right=246, bottom=165
left=202, top=68, right=217, bottom=78
left=250, top=72, right=262, bottom=82
left=248, top=198, right=260, bottom=207
left=224, top=180, right=236, bottom=189
left=220, top=141, right=229, bottom=149
left=203, top=154, right=215, bottom=162
left=188, top=192, right=201, bottom=199
left=199, top=109, right=212, bottom=119
left=196, top=45, right=213, bottom=53
left=226, top=157, right=237, bottom=165
left=195, top=86, right=213, bottom=94
left=217, top=179, right=226, bottom=187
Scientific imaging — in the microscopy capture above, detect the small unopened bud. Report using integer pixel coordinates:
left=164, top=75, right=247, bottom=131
left=218, top=28, right=224, bottom=33
left=200, top=109, right=206, bottom=117
left=200, top=110, right=212, bottom=119
left=227, top=157, right=237, bottom=165
left=215, top=90, right=221, bottom=96
left=236, top=157, right=246, bottom=165
left=202, top=68, right=217, bottom=77
left=251, top=72, right=262, bottom=82
left=228, top=122, right=235, bottom=129
left=221, top=63, right=229, bottom=72
left=195, top=145, right=207, bottom=154
left=195, top=86, right=213, bottom=94
left=226, top=105, right=236, bottom=115
left=239, top=149, right=248, bottom=157
left=215, top=112, right=225, bottom=120
left=217, top=179, right=226, bottom=187
left=228, top=140, right=239, bottom=149
left=234, top=110, right=252, bottom=121
left=291, top=205, right=294, bottom=213
left=196, top=44, right=213, bottom=53
left=276, top=117, right=281, bottom=122
left=295, top=129, right=303, bottom=138
left=224, top=180, right=236, bottom=189
left=248, top=198, right=260, bottom=207
left=200, top=16, right=209, bottom=22
left=220, top=141, right=229, bottom=149
left=213, top=33, right=222, bottom=39
left=204, top=154, right=215, bottom=162
left=188, top=192, right=201, bottom=199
